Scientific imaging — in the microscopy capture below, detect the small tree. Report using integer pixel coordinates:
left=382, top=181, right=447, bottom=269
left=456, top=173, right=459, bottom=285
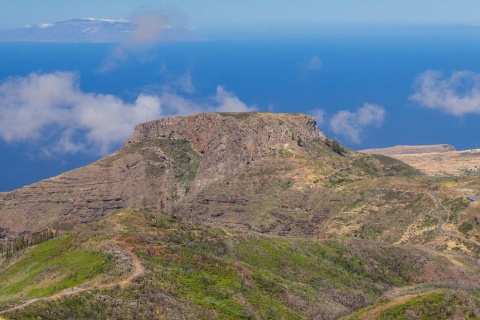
left=325, top=138, right=344, bottom=156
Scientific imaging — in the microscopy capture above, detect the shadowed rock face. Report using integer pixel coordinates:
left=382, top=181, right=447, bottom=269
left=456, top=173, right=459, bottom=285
left=0, top=112, right=325, bottom=233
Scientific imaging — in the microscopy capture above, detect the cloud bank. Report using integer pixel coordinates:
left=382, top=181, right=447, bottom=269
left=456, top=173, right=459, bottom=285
left=329, top=104, right=385, bottom=144
left=0, top=72, right=256, bottom=155
left=411, top=70, right=480, bottom=116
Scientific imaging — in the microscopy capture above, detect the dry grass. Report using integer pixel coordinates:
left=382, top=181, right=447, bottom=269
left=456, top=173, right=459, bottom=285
left=365, top=149, right=480, bottom=176
left=362, top=144, right=455, bottom=155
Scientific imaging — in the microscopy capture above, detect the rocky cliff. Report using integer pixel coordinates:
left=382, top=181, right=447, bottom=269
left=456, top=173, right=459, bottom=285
left=0, top=112, right=420, bottom=239
left=127, top=112, right=324, bottom=189
left=0, top=112, right=325, bottom=233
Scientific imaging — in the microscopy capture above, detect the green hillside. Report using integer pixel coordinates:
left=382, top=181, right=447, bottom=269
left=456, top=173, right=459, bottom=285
left=2, top=208, right=480, bottom=319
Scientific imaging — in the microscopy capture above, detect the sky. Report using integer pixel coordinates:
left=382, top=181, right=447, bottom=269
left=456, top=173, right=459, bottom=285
left=2, top=0, right=480, bottom=31
left=1, top=2, right=480, bottom=191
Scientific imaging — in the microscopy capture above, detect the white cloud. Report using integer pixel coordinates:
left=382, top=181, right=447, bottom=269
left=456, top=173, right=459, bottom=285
left=175, top=72, right=196, bottom=94
left=410, top=70, right=480, bottom=116
left=99, top=9, right=189, bottom=73
left=309, top=108, right=326, bottom=126
left=212, top=86, right=256, bottom=112
left=0, top=72, right=77, bottom=142
left=129, top=9, right=187, bottom=44
left=0, top=72, right=255, bottom=155
left=330, top=103, right=385, bottom=144
left=302, top=56, right=323, bottom=73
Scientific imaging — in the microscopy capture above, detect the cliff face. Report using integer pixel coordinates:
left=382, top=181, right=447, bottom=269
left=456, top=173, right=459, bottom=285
left=0, top=113, right=324, bottom=233
left=0, top=112, right=424, bottom=242
left=126, top=113, right=323, bottom=188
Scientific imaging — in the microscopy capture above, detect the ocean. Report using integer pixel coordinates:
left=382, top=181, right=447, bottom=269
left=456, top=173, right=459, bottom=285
left=1, top=27, right=480, bottom=191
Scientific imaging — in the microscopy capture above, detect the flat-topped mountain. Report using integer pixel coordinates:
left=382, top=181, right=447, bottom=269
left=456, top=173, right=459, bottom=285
left=361, top=144, right=480, bottom=176
left=361, top=144, right=456, bottom=155
left=0, top=112, right=415, bottom=235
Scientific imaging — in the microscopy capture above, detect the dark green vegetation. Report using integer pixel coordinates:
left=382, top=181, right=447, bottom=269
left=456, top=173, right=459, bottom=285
left=325, top=138, right=344, bottom=155
left=3, top=209, right=480, bottom=319
left=0, top=229, right=56, bottom=259
left=100, top=138, right=200, bottom=188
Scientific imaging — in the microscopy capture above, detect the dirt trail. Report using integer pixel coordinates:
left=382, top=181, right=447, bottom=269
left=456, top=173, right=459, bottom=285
left=396, top=192, right=479, bottom=246
left=350, top=193, right=477, bottom=319
left=429, top=192, right=479, bottom=246
left=0, top=246, right=144, bottom=316
left=357, top=290, right=444, bottom=320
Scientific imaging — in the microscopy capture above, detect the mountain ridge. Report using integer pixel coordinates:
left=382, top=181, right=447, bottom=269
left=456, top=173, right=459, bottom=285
left=0, top=18, right=132, bottom=42
left=1, top=112, right=480, bottom=319
left=361, top=144, right=480, bottom=176
left=0, top=112, right=326, bottom=233
left=0, top=112, right=418, bottom=237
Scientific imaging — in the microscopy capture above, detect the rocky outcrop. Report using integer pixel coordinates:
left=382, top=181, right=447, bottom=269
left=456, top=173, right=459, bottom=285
left=126, top=112, right=323, bottom=188
left=0, top=112, right=324, bottom=232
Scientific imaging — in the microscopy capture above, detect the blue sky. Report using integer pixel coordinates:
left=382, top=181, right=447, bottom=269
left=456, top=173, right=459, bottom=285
left=2, top=0, right=480, bottom=30
left=1, top=2, right=480, bottom=191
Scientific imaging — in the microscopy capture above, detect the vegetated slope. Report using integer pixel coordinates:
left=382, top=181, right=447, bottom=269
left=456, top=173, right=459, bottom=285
left=1, top=112, right=480, bottom=318
left=3, top=209, right=480, bottom=320
left=344, top=289, right=480, bottom=320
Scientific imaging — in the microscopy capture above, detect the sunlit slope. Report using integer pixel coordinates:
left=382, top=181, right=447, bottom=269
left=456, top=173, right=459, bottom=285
left=2, top=209, right=480, bottom=319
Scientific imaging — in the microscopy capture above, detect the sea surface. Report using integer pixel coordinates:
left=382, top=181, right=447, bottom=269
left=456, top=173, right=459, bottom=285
left=1, top=27, right=480, bottom=191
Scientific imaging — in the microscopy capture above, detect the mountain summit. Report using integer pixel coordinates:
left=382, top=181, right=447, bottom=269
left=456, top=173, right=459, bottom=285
left=0, top=112, right=417, bottom=236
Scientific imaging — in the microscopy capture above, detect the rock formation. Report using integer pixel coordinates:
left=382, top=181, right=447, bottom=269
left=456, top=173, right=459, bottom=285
left=0, top=112, right=325, bottom=233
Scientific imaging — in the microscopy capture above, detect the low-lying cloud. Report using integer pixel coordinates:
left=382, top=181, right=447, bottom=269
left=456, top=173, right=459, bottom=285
left=99, top=8, right=190, bottom=72
left=329, top=104, right=385, bottom=144
left=302, top=56, right=323, bottom=73
left=309, top=108, right=326, bottom=126
left=410, top=70, right=480, bottom=116
left=129, top=9, right=188, bottom=44
left=0, top=72, right=256, bottom=155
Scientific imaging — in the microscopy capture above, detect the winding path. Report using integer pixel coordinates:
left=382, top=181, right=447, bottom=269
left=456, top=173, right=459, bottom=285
left=0, top=247, right=144, bottom=316
left=429, top=192, right=479, bottom=246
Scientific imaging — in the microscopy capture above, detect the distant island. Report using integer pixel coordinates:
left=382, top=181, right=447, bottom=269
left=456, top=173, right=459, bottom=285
left=0, top=18, right=197, bottom=43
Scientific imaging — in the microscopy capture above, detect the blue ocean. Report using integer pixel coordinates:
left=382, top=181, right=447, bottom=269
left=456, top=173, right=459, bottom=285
left=1, top=27, right=480, bottom=191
